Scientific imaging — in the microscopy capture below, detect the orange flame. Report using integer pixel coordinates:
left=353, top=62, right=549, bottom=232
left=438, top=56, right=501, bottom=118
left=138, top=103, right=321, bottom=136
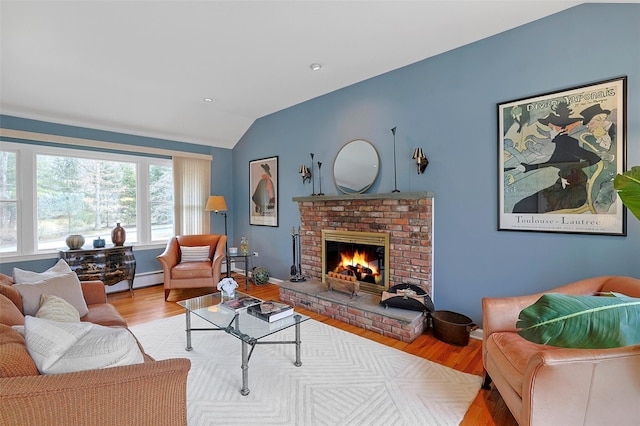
left=338, top=250, right=378, bottom=275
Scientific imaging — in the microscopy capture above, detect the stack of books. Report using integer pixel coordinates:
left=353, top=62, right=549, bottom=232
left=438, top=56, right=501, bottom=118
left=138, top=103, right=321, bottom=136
left=247, top=300, right=294, bottom=322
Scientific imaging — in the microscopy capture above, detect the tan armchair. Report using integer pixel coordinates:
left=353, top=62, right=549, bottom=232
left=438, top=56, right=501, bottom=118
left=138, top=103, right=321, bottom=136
left=482, top=276, right=640, bottom=426
left=157, top=234, right=227, bottom=300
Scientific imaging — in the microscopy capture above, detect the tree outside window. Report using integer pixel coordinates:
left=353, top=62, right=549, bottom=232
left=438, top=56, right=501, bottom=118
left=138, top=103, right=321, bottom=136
left=36, top=155, right=138, bottom=249
left=149, top=163, right=174, bottom=241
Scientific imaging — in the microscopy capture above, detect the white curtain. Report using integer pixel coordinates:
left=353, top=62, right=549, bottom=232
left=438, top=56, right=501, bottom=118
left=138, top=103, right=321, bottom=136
left=173, top=156, right=211, bottom=235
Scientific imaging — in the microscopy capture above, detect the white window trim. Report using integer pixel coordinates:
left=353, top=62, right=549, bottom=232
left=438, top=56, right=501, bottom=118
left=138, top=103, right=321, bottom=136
left=0, top=140, right=175, bottom=261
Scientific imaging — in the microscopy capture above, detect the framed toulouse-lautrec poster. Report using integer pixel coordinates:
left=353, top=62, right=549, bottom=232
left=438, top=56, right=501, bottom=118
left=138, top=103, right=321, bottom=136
left=249, top=156, right=278, bottom=227
left=498, top=76, right=627, bottom=235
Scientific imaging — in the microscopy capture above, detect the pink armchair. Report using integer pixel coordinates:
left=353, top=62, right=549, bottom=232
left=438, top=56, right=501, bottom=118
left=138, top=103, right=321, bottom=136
left=482, top=276, right=640, bottom=426
left=157, top=234, right=227, bottom=300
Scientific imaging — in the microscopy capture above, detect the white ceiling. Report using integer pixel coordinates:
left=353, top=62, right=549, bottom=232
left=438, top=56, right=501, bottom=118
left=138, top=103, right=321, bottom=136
left=1, top=1, right=588, bottom=149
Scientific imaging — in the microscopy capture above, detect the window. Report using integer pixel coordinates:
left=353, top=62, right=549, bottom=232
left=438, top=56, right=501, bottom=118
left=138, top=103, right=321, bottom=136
left=0, top=151, right=17, bottom=253
left=149, top=163, right=174, bottom=241
left=36, top=154, right=138, bottom=249
left=1, top=141, right=174, bottom=255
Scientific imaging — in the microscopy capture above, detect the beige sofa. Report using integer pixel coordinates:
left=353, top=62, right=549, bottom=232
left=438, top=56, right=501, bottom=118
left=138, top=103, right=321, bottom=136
left=0, top=275, right=191, bottom=426
left=482, top=275, right=640, bottom=426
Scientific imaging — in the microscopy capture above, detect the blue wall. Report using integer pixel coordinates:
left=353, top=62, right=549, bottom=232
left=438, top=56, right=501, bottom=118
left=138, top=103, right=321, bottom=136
left=232, top=4, right=640, bottom=324
left=2, top=4, right=638, bottom=325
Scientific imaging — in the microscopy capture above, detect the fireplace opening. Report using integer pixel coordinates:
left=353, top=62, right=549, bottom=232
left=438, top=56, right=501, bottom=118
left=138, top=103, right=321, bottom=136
left=322, top=230, right=390, bottom=294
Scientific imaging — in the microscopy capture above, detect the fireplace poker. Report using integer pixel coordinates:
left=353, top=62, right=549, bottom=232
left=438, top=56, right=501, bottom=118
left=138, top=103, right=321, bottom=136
left=290, top=226, right=306, bottom=282
left=297, top=226, right=303, bottom=280
left=290, top=227, right=298, bottom=276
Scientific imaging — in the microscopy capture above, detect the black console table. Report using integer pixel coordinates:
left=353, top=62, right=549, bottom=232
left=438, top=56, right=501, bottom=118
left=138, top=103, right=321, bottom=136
left=58, top=246, right=136, bottom=297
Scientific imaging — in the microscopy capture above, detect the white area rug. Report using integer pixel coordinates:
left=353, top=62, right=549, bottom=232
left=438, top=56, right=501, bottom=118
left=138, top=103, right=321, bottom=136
left=131, top=314, right=481, bottom=426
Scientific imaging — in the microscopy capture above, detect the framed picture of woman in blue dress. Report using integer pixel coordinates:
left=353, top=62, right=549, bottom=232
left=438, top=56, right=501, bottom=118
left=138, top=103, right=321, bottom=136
left=250, top=156, right=278, bottom=227
left=498, top=76, right=626, bottom=235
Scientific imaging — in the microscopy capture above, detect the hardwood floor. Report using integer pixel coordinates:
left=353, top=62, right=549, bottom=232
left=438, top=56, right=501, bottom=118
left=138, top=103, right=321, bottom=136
left=108, top=274, right=517, bottom=426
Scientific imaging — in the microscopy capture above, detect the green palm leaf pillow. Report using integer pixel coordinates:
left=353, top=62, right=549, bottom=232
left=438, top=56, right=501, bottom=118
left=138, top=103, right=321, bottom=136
left=517, top=292, right=640, bottom=349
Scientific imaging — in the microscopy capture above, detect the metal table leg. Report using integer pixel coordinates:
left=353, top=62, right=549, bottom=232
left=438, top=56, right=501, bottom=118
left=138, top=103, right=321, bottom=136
left=241, top=340, right=250, bottom=396
left=185, top=311, right=193, bottom=351
left=244, top=256, right=249, bottom=291
left=294, top=317, right=302, bottom=367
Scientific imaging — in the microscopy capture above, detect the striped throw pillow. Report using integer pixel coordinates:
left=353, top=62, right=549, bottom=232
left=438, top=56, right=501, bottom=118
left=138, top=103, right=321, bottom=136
left=180, top=245, right=210, bottom=262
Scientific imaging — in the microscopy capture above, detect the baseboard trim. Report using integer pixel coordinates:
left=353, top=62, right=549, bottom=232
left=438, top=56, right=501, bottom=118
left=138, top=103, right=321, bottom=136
left=470, top=328, right=483, bottom=340
left=106, top=264, right=282, bottom=294
left=105, top=270, right=163, bottom=294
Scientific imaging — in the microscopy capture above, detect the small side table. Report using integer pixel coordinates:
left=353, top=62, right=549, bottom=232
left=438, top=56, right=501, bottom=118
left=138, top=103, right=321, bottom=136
left=226, top=253, right=252, bottom=290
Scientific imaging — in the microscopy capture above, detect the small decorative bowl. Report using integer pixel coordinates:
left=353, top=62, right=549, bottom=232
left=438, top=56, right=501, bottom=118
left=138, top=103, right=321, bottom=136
left=65, top=234, right=85, bottom=250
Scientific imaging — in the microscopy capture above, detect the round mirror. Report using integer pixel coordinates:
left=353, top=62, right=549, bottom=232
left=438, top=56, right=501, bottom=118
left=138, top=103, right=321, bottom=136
left=333, top=139, right=380, bottom=194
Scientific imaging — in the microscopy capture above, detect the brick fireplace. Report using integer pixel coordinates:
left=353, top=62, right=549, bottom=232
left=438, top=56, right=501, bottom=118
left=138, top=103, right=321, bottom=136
left=280, top=192, right=434, bottom=342
left=294, top=191, right=434, bottom=297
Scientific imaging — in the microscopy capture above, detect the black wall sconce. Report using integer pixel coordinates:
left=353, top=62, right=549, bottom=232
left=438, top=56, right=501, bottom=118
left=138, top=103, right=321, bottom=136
left=299, top=164, right=311, bottom=184
left=412, top=147, right=429, bottom=174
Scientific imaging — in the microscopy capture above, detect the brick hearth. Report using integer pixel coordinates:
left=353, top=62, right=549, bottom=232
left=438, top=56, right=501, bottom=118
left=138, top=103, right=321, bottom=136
left=280, top=280, right=427, bottom=343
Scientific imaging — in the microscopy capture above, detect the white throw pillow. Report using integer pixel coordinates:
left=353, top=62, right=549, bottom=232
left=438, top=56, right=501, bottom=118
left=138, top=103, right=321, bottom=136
left=24, top=316, right=144, bottom=375
left=13, top=259, right=72, bottom=283
left=13, top=272, right=89, bottom=317
left=180, top=245, right=210, bottom=262
left=36, top=294, right=81, bottom=323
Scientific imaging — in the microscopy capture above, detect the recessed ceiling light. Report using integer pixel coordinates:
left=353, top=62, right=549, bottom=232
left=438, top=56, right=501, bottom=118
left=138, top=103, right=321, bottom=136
left=203, top=97, right=213, bottom=102
left=310, top=63, right=322, bottom=71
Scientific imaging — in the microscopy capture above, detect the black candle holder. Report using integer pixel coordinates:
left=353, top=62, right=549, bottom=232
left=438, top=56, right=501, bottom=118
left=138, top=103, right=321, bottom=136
left=310, top=153, right=317, bottom=196
left=391, top=127, right=399, bottom=193
left=317, top=161, right=324, bottom=195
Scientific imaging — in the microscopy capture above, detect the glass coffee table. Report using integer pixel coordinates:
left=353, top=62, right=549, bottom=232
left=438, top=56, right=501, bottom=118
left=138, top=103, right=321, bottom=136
left=177, top=292, right=310, bottom=396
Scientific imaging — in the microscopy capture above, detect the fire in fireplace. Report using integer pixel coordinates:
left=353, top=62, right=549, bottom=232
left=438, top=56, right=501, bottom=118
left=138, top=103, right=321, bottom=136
left=337, top=249, right=381, bottom=284
left=322, top=230, right=390, bottom=294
